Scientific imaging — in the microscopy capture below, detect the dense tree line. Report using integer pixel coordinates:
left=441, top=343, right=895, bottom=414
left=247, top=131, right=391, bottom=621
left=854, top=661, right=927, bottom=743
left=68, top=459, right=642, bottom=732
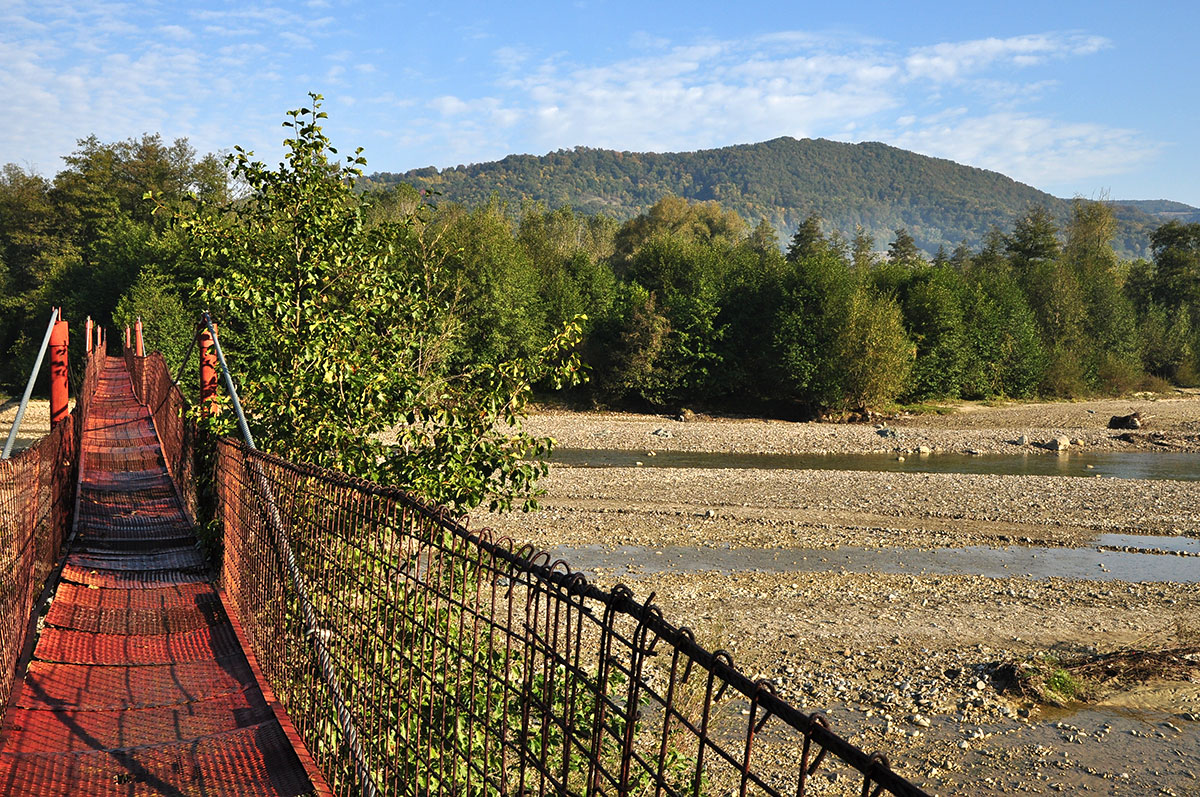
left=3, top=132, right=1199, bottom=420
left=0, top=135, right=225, bottom=389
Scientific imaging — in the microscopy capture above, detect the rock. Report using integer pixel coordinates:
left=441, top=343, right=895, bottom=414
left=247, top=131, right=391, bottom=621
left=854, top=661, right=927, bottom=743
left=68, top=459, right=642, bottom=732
left=651, top=428, right=672, bottom=438
left=918, top=445, right=932, bottom=454
left=1108, top=411, right=1143, bottom=430
left=1047, top=435, right=1070, bottom=451
left=877, top=427, right=899, bottom=439
left=675, top=409, right=695, bottom=422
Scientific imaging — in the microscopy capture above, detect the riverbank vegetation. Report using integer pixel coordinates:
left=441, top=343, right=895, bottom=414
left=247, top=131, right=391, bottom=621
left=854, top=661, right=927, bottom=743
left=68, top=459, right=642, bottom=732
left=3, top=109, right=1199, bottom=420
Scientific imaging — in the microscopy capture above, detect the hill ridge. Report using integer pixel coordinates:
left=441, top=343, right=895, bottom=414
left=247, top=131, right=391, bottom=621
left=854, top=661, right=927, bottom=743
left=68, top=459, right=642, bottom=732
left=366, top=136, right=1160, bottom=257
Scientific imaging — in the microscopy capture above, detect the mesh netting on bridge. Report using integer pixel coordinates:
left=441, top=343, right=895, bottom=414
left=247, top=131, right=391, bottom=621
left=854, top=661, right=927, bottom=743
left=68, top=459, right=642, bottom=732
left=216, top=439, right=927, bottom=797
left=0, top=351, right=94, bottom=712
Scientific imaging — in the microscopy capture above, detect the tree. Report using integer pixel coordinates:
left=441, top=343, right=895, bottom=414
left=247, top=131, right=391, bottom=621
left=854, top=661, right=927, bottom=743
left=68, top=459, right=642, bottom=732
left=785, top=213, right=825, bottom=262
left=1005, top=206, right=1060, bottom=275
left=773, top=249, right=856, bottom=409
left=887, top=228, right=923, bottom=266
left=850, top=226, right=876, bottom=272
left=837, top=285, right=914, bottom=410
left=434, top=200, right=546, bottom=365
left=1062, top=200, right=1140, bottom=389
left=112, top=266, right=194, bottom=379
left=182, top=95, right=581, bottom=511
left=901, top=265, right=967, bottom=400
left=747, top=218, right=780, bottom=255
left=1150, top=221, right=1200, bottom=311
left=612, top=195, right=746, bottom=265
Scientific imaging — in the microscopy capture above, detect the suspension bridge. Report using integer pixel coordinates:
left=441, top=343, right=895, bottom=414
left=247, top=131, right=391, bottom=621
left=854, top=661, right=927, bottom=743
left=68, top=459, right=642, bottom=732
left=0, top=312, right=928, bottom=796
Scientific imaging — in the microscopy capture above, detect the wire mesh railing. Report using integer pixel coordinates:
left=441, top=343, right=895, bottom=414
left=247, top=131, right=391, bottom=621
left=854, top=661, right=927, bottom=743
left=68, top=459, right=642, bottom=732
left=215, top=436, right=928, bottom=797
left=124, top=348, right=197, bottom=521
left=0, top=350, right=100, bottom=710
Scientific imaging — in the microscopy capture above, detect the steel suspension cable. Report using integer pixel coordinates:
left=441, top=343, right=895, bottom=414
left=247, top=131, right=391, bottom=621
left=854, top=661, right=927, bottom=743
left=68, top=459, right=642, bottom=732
left=171, top=326, right=201, bottom=390
left=2, top=308, right=60, bottom=460
left=200, top=312, right=381, bottom=797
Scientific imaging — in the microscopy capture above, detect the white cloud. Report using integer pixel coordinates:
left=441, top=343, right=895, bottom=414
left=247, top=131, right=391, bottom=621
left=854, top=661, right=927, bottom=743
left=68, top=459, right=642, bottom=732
left=905, top=33, right=1109, bottom=82
left=887, top=113, right=1160, bottom=185
left=157, top=24, right=193, bottom=40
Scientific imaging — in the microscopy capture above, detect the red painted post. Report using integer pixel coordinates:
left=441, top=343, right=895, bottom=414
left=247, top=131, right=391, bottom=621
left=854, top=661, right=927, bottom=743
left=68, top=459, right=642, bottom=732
left=49, top=316, right=69, bottom=427
left=135, top=317, right=144, bottom=356
left=199, top=321, right=220, bottom=417
left=124, top=325, right=131, bottom=350
left=85, top=316, right=93, bottom=354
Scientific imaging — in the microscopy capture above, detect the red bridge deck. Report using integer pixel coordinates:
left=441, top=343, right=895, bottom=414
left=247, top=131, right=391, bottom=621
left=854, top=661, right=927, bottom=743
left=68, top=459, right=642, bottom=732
left=0, top=358, right=319, bottom=796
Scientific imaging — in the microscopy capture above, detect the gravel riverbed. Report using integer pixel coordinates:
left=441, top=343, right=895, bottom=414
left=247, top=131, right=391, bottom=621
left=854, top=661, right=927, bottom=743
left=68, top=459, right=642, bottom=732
left=476, top=398, right=1200, bottom=796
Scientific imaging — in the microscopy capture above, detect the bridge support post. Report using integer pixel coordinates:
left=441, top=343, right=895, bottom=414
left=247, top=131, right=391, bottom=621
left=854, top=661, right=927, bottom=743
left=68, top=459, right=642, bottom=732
left=199, top=321, right=220, bottom=417
left=124, top=325, right=131, bottom=351
left=135, top=317, right=144, bottom=357
left=49, top=313, right=70, bottom=427
left=85, top=316, right=93, bottom=354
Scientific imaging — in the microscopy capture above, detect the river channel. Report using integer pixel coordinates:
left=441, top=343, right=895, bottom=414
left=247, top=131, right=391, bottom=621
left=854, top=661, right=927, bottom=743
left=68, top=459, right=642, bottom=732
left=549, top=447, right=1200, bottom=481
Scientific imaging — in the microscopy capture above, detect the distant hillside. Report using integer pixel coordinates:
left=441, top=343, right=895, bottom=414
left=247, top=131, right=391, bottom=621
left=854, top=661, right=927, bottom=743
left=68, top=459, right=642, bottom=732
left=1114, top=199, right=1200, bottom=225
left=367, top=137, right=1164, bottom=258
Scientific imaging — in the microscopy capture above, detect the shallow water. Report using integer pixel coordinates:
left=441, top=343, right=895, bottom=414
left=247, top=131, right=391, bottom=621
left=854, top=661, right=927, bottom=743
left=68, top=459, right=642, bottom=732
left=548, top=448, right=1200, bottom=481
left=1096, top=533, right=1200, bottom=555
left=552, top=542, right=1200, bottom=583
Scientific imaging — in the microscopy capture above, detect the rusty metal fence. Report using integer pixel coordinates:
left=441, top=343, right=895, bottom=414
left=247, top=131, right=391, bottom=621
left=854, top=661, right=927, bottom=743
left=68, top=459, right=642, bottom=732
left=0, top=351, right=100, bottom=710
left=124, top=349, right=197, bottom=520
left=215, top=436, right=927, bottom=797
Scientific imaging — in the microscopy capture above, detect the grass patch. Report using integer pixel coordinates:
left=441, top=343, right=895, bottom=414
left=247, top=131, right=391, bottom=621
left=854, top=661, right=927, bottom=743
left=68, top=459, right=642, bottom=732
left=994, top=642, right=1200, bottom=708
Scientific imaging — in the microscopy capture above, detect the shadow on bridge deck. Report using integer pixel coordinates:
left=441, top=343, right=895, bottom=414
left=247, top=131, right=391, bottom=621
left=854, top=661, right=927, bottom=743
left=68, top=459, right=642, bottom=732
left=0, top=357, right=322, bottom=796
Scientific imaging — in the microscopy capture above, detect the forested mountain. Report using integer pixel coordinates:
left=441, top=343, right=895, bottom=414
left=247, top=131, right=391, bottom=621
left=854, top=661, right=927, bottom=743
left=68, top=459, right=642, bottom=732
left=1114, top=199, right=1200, bottom=224
left=366, top=137, right=1161, bottom=257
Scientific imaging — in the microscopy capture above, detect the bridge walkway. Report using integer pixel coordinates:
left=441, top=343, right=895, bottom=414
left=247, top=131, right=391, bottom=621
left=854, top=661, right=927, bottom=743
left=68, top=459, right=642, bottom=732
left=0, top=357, right=319, bottom=796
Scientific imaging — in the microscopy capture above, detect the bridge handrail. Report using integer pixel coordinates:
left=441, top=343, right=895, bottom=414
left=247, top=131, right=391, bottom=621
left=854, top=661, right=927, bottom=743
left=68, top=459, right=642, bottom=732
left=215, top=438, right=927, bottom=797
left=123, top=347, right=197, bottom=521
left=0, top=350, right=102, bottom=711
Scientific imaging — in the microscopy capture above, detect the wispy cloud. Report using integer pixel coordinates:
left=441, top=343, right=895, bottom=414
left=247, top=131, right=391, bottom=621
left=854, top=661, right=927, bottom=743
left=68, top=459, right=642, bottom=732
left=904, top=33, right=1109, bottom=81
left=0, top=0, right=350, bottom=172
left=886, top=113, right=1160, bottom=185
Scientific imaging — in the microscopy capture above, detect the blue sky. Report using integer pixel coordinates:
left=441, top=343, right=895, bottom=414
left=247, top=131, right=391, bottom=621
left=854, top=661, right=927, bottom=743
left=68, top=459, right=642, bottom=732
left=3, top=0, right=1198, bottom=205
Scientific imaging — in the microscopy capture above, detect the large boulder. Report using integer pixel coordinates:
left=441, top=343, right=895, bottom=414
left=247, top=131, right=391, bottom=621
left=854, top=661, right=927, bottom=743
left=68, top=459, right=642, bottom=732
left=1048, top=435, right=1071, bottom=451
